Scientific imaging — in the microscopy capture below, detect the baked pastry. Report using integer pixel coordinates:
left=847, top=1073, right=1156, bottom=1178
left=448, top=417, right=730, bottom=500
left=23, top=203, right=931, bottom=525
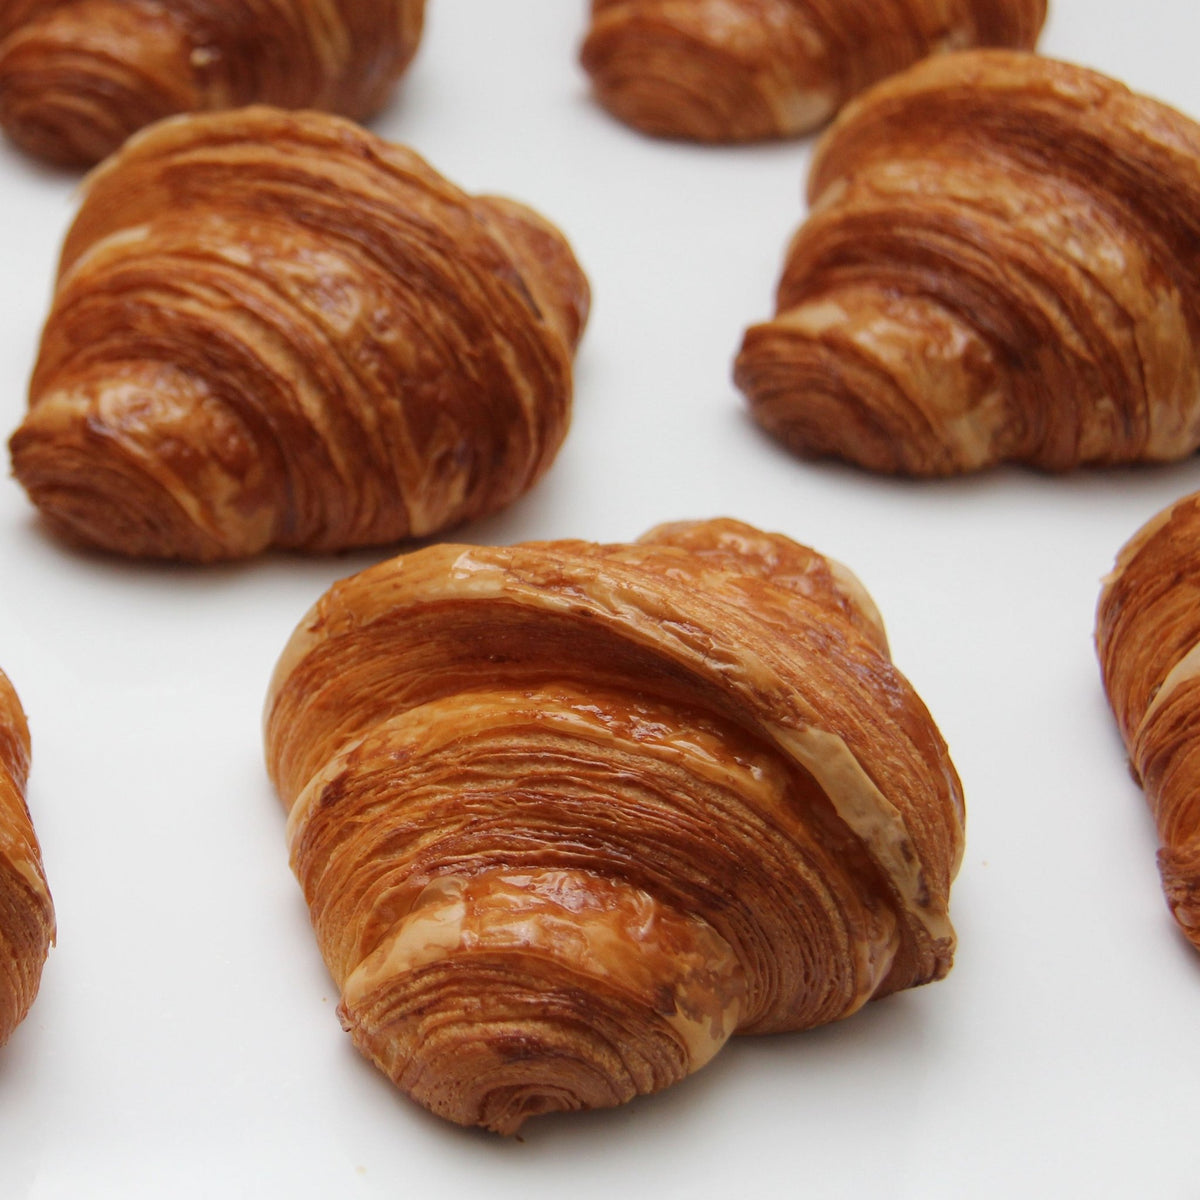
left=735, top=50, right=1200, bottom=474
left=0, top=669, right=54, bottom=1046
left=0, top=0, right=426, bottom=166
left=1097, top=494, right=1200, bottom=952
left=9, top=106, right=590, bottom=562
left=265, top=517, right=965, bottom=1133
left=580, top=0, right=1045, bottom=142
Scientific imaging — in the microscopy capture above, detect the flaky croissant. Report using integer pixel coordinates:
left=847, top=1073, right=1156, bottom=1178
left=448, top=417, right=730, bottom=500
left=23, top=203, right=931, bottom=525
left=0, top=670, right=54, bottom=1047
left=1097, top=494, right=1200, bottom=951
left=0, top=0, right=425, bottom=166
left=265, top=517, right=965, bottom=1133
left=735, top=50, right=1200, bottom=475
left=9, top=106, right=589, bottom=562
left=580, top=0, right=1045, bottom=142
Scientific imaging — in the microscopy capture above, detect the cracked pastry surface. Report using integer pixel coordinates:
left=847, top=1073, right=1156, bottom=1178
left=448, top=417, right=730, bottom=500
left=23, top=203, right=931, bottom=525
left=8, top=106, right=589, bottom=562
left=580, top=0, right=1045, bottom=142
left=0, top=669, right=54, bottom=1047
left=735, top=50, right=1200, bottom=475
left=1097, top=494, right=1200, bottom=952
left=0, top=0, right=426, bottom=166
left=265, top=517, right=965, bottom=1133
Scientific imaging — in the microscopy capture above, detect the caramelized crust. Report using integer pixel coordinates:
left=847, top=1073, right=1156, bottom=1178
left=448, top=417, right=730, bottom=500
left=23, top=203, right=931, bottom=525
left=8, top=107, right=590, bottom=562
left=265, top=517, right=964, bottom=1133
left=735, top=50, right=1200, bottom=474
left=0, top=0, right=426, bottom=166
left=0, top=670, right=54, bottom=1046
left=1097, top=494, right=1200, bottom=951
left=580, top=0, right=1045, bottom=142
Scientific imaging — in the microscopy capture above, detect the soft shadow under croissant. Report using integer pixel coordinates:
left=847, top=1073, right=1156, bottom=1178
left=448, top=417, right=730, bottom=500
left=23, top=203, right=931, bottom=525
left=735, top=50, right=1200, bottom=474
left=9, top=106, right=590, bottom=562
left=0, top=669, right=54, bottom=1047
left=265, top=517, right=965, bottom=1133
left=0, top=0, right=426, bottom=166
left=1097, top=494, right=1200, bottom=952
left=580, top=0, right=1045, bottom=142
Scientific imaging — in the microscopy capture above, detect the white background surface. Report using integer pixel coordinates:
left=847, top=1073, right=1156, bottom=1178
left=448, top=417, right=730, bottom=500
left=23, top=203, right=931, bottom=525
left=1, top=2, right=1198, bottom=1196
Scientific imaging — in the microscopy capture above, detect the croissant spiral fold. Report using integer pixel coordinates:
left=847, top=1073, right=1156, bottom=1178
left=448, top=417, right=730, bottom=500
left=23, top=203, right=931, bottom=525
left=1097, top=494, right=1200, bottom=951
left=735, top=50, right=1200, bottom=474
left=0, top=669, right=54, bottom=1047
left=265, top=517, right=964, bottom=1133
left=580, top=0, right=1046, bottom=142
left=0, top=0, right=426, bottom=166
left=8, top=106, right=590, bottom=562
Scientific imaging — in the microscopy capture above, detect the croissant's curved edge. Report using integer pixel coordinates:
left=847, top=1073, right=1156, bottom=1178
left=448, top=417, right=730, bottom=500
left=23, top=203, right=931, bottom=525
left=1096, top=492, right=1200, bottom=952
left=0, top=669, right=55, bottom=1048
left=9, top=106, right=588, bottom=562
left=0, top=0, right=428, bottom=167
left=580, top=0, right=1047, bottom=143
left=264, top=517, right=964, bottom=1131
left=737, top=49, right=1200, bottom=476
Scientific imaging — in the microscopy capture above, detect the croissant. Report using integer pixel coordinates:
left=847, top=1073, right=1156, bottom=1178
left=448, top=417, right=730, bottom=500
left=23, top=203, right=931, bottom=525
left=8, top=106, right=590, bottom=562
left=580, top=0, right=1045, bottom=142
left=0, top=669, right=54, bottom=1047
left=0, top=0, right=426, bottom=166
left=264, top=516, right=965, bottom=1133
left=1096, top=493, right=1200, bottom=951
left=735, top=50, right=1200, bottom=475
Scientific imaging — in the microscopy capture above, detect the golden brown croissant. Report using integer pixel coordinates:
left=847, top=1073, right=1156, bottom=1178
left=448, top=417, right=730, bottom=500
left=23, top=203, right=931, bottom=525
left=8, top=106, right=590, bottom=562
left=0, top=669, right=54, bottom=1047
left=265, top=517, right=965, bottom=1133
left=1097, top=494, right=1200, bottom=951
left=580, top=0, right=1045, bottom=142
left=0, top=0, right=425, bottom=166
left=735, top=50, right=1200, bottom=475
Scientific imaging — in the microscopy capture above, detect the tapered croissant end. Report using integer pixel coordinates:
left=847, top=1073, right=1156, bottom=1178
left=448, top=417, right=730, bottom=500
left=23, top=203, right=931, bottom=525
left=736, top=51, right=1200, bottom=474
left=580, top=0, right=1046, bottom=142
left=1097, top=493, right=1200, bottom=952
left=0, top=670, right=54, bottom=1046
left=9, top=108, right=588, bottom=562
left=0, top=0, right=198, bottom=166
left=0, top=0, right=427, bottom=167
left=267, top=517, right=963, bottom=1131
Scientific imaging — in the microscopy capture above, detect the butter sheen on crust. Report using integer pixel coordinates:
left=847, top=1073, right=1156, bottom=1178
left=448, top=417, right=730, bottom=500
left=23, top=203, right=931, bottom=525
left=0, top=669, right=54, bottom=1047
left=8, top=106, right=590, bottom=562
left=264, top=517, right=964, bottom=1133
left=735, top=50, right=1200, bottom=474
left=0, top=0, right=426, bottom=166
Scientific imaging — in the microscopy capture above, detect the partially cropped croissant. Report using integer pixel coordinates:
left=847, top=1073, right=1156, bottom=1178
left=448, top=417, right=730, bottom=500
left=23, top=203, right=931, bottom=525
left=0, top=670, right=54, bottom=1047
left=580, top=0, right=1045, bottom=142
left=0, top=0, right=426, bottom=165
left=9, top=107, right=589, bottom=562
left=736, top=51, right=1200, bottom=474
left=265, top=517, right=965, bottom=1133
left=1097, top=494, right=1200, bottom=951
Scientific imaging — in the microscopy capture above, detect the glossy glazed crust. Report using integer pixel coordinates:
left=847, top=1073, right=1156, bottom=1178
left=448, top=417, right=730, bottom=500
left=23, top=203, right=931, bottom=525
left=580, top=0, right=1045, bottom=142
left=0, top=670, right=54, bottom=1047
left=735, top=50, right=1200, bottom=475
left=1097, top=495, right=1200, bottom=951
left=265, top=517, right=964, bottom=1133
left=9, top=107, right=589, bottom=562
left=0, top=0, right=426, bottom=166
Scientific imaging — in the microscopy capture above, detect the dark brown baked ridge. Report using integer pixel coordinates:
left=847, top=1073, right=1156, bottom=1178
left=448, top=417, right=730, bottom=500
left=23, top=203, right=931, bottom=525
left=580, top=0, right=1045, bottom=142
left=9, top=106, right=590, bottom=562
left=265, top=517, right=965, bottom=1133
left=735, top=50, right=1200, bottom=474
left=1097, top=494, right=1200, bottom=951
left=0, top=0, right=426, bottom=166
left=0, top=669, right=54, bottom=1047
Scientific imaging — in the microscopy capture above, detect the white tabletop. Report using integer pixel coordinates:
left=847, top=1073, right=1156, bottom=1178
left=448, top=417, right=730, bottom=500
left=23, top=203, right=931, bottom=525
left=1, top=3, right=1196, bottom=1196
